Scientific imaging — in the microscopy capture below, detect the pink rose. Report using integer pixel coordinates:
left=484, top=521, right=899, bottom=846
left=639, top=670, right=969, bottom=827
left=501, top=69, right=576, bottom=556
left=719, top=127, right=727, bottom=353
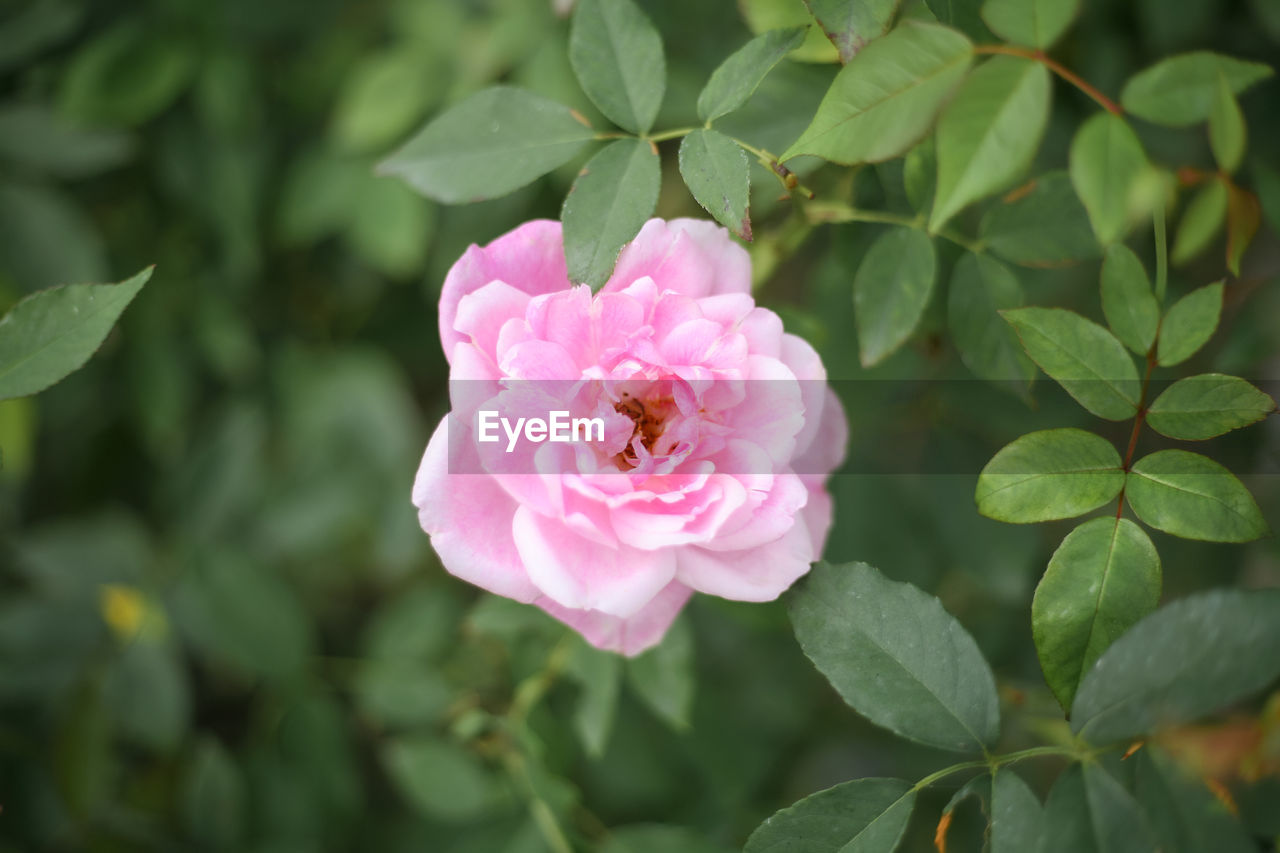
left=413, top=218, right=847, bottom=655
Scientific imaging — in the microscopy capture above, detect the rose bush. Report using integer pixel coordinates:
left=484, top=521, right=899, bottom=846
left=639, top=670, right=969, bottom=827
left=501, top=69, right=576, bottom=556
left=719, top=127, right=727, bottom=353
left=413, top=218, right=847, bottom=654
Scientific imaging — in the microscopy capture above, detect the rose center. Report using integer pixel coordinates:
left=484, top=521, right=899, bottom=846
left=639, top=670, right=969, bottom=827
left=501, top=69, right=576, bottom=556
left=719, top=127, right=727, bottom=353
left=614, top=391, right=675, bottom=466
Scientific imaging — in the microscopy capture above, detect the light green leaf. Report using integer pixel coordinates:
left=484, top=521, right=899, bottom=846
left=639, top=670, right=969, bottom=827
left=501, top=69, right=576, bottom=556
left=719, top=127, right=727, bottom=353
left=1156, top=281, right=1222, bottom=367
left=378, top=87, right=595, bottom=204
left=947, top=253, right=1036, bottom=392
left=1071, top=587, right=1280, bottom=743
left=678, top=129, right=751, bottom=240
left=976, top=428, right=1125, bottom=523
left=1147, top=374, right=1275, bottom=440
left=1002, top=307, right=1140, bottom=420
left=382, top=736, right=497, bottom=822
left=330, top=49, right=436, bottom=153
left=789, top=561, right=1000, bottom=752
left=1125, top=449, right=1267, bottom=542
left=781, top=21, right=973, bottom=164
left=1070, top=113, right=1150, bottom=246
left=566, top=640, right=622, bottom=757
left=697, top=26, right=808, bottom=122
left=1042, top=763, right=1159, bottom=853
left=980, top=0, right=1081, bottom=49
left=930, top=56, right=1050, bottom=230
left=853, top=226, right=936, bottom=367
left=1032, top=517, right=1161, bottom=710
left=739, top=0, right=840, bottom=63
left=745, top=777, right=915, bottom=853
left=626, top=616, right=694, bottom=731
left=1100, top=244, right=1159, bottom=356
left=345, top=175, right=435, bottom=277
left=803, top=0, right=901, bottom=63
left=979, top=172, right=1100, bottom=267
left=1120, top=52, right=1273, bottom=127
left=1170, top=180, right=1228, bottom=266
left=0, top=267, right=150, bottom=401
left=562, top=138, right=661, bottom=290
left=903, top=136, right=936, bottom=212
left=1132, top=747, right=1258, bottom=853
left=569, top=0, right=665, bottom=133
left=1209, top=74, right=1246, bottom=174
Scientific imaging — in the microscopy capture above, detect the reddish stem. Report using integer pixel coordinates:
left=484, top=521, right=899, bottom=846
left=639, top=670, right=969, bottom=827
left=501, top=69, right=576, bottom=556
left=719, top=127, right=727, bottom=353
left=975, top=45, right=1124, bottom=115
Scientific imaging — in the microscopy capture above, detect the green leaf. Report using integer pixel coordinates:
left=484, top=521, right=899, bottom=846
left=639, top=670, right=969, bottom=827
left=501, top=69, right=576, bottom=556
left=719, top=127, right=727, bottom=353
left=378, top=87, right=595, bottom=204
left=104, top=639, right=190, bottom=753
left=976, top=429, right=1125, bottom=523
left=697, top=26, right=808, bottom=122
left=605, top=825, right=735, bottom=853
left=739, top=0, right=841, bottom=63
left=382, top=736, right=497, bottom=822
left=789, top=561, right=1000, bottom=752
left=1132, top=747, right=1258, bottom=853
left=980, top=0, right=1081, bottom=49
left=1146, top=374, right=1276, bottom=440
left=569, top=0, right=665, bottom=133
left=803, top=0, right=901, bottom=63
left=0, top=104, right=133, bottom=179
left=1032, top=517, right=1161, bottom=710
left=354, top=660, right=452, bottom=730
left=947, top=253, right=1036, bottom=392
left=1209, top=74, right=1246, bottom=174
left=1225, top=183, right=1260, bottom=277
left=1156, top=281, right=1222, bottom=367
left=853, top=226, right=937, bottom=367
left=1069, top=113, right=1150, bottom=246
left=626, top=615, right=694, bottom=731
left=781, top=21, right=973, bottom=165
left=903, top=136, right=936, bottom=212
left=345, top=175, right=435, bottom=277
left=989, top=769, right=1044, bottom=852
left=180, top=738, right=244, bottom=849
left=1100, top=244, right=1159, bottom=356
left=1170, top=180, right=1228, bottom=266
left=57, top=23, right=194, bottom=126
left=1002, top=307, right=1141, bottom=420
left=562, top=138, right=661, bottom=290
left=1071, top=587, right=1280, bottom=743
left=744, top=777, right=916, bottom=853
left=678, top=130, right=752, bottom=240
left=0, top=267, right=150, bottom=401
left=930, top=56, right=1050, bottom=230
left=1120, top=52, right=1273, bottom=127
left=330, top=49, right=436, bottom=154
left=566, top=640, right=622, bottom=757
left=1125, top=449, right=1267, bottom=542
left=980, top=172, right=1100, bottom=267
left=926, top=0, right=996, bottom=41
left=0, top=183, right=106, bottom=291
left=1041, top=763, right=1159, bottom=853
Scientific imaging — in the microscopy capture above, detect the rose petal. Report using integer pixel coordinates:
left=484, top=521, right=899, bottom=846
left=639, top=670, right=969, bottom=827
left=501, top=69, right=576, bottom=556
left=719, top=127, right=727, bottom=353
left=534, top=580, right=693, bottom=656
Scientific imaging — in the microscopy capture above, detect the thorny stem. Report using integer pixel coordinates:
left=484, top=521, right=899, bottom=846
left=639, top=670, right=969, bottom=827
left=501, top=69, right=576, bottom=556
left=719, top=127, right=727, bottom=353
left=975, top=44, right=1124, bottom=115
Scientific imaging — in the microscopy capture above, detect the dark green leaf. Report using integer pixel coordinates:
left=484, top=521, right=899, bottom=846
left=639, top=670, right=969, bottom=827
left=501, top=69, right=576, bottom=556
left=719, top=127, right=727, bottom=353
left=926, top=0, right=996, bottom=41
left=678, top=129, right=752, bottom=240
left=1225, top=183, right=1260, bottom=277
left=1070, top=113, right=1149, bottom=245
left=947, top=253, right=1036, bottom=391
left=378, top=86, right=595, bottom=204
left=0, top=183, right=106, bottom=293
left=930, top=56, right=1050, bottom=230
left=979, top=172, right=1100, bottom=266
left=382, top=737, right=498, bottom=822
left=0, top=267, right=150, bottom=401
left=57, top=23, right=194, bottom=126
left=626, top=615, right=694, bottom=730
left=605, top=825, right=734, bottom=853
left=1032, top=517, right=1161, bottom=710
left=789, top=561, right=1000, bottom=752
left=569, top=0, right=665, bottom=133
left=853, top=226, right=936, bottom=366
left=566, top=639, right=622, bottom=756
left=1071, top=587, right=1280, bottom=743
left=0, top=0, right=83, bottom=73
left=976, top=428, right=1125, bottom=523
left=354, top=661, right=453, bottom=729
left=903, top=136, right=936, bottom=212
left=744, top=777, right=916, bottom=852
left=1257, top=161, right=1280, bottom=234
left=1125, top=449, right=1267, bottom=542
left=980, top=0, right=1080, bottom=49
left=1002, top=307, right=1141, bottom=419
left=1209, top=74, right=1246, bottom=174
left=562, top=138, right=661, bottom=290
left=1120, top=52, right=1273, bottom=127
left=781, top=21, right=973, bottom=164
left=0, top=104, right=133, bottom=179
left=104, top=639, right=190, bottom=752
left=1170, top=180, right=1228, bottom=265
left=803, top=0, right=901, bottom=63
left=1132, top=747, right=1257, bottom=853
left=697, top=26, right=808, bottom=122
left=989, top=769, right=1044, bottom=852
left=1042, top=763, right=1159, bottom=853
left=1156, top=281, right=1222, bottom=367
left=1146, top=374, right=1275, bottom=439
left=180, top=738, right=244, bottom=848
left=1100, top=244, right=1158, bottom=356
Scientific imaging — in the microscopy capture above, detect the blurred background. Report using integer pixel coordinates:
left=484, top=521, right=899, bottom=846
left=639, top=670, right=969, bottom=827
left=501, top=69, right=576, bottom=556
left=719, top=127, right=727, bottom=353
left=0, top=0, right=1278, bottom=850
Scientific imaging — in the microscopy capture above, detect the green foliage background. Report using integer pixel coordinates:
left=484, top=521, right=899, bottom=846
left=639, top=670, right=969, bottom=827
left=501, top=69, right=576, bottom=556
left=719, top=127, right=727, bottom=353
left=1, top=0, right=1278, bottom=851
